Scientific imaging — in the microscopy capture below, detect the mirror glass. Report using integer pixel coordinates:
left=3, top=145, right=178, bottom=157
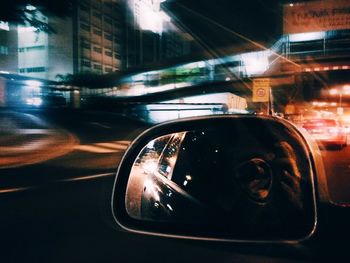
left=125, top=121, right=315, bottom=240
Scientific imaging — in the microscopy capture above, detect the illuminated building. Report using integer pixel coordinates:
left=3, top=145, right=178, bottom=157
left=0, top=21, right=18, bottom=74
left=17, top=0, right=124, bottom=80
left=125, top=0, right=195, bottom=69
left=75, top=0, right=124, bottom=74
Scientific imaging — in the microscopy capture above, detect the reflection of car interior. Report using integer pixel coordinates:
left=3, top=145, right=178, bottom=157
left=302, top=118, right=347, bottom=149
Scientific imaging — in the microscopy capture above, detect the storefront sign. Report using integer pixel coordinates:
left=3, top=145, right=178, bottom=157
left=284, top=0, right=350, bottom=34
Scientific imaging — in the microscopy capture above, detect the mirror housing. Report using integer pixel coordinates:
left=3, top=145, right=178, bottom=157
left=112, top=115, right=318, bottom=243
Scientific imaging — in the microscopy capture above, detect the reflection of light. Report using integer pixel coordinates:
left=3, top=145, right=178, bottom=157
left=183, top=175, right=192, bottom=186
left=134, top=0, right=170, bottom=34
left=143, top=160, right=158, bottom=174
left=344, top=85, right=350, bottom=91
left=331, top=102, right=337, bottom=106
left=312, top=101, right=330, bottom=107
left=26, top=97, right=42, bottom=106
left=18, top=26, right=36, bottom=32
left=25, top=80, right=42, bottom=87
left=329, top=89, right=338, bottom=95
left=241, top=51, right=269, bottom=76
left=143, top=179, right=160, bottom=201
left=289, top=32, right=325, bottom=42
left=26, top=5, right=37, bottom=11
left=0, top=21, right=9, bottom=31
left=166, top=204, right=173, bottom=212
left=147, top=140, right=155, bottom=149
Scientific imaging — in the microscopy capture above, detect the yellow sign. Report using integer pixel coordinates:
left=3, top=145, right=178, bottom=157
left=284, top=0, right=350, bottom=34
left=253, top=78, right=270, bottom=102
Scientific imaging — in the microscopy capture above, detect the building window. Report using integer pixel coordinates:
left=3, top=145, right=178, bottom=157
left=93, top=11, right=102, bottom=19
left=104, top=16, right=112, bottom=25
left=18, top=46, right=45, bottom=52
left=80, top=4, right=90, bottom=12
left=114, top=53, right=121, bottom=59
left=81, top=60, right=91, bottom=67
left=105, top=50, right=112, bottom=57
left=93, top=63, right=102, bottom=70
left=114, top=20, right=121, bottom=28
left=19, top=67, right=46, bottom=73
left=27, top=45, right=45, bottom=51
left=93, top=28, right=102, bottom=36
left=80, top=23, right=90, bottom=32
left=113, top=3, right=121, bottom=11
left=81, top=42, right=91, bottom=49
left=103, top=1, right=112, bottom=8
left=93, top=46, right=102, bottom=53
left=0, top=46, right=8, bottom=55
left=105, top=67, right=113, bottom=73
left=104, top=33, right=112, bottom=41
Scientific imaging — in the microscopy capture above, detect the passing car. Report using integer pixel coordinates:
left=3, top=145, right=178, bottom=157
left=302, top=118, right=347, bottom=149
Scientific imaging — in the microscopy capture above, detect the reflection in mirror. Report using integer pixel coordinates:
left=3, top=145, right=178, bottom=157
left=125, top=121, right=315, bottom=240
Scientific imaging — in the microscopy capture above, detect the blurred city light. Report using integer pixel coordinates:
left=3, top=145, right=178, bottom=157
left=26, top=5, right=37, bottom=11
left=241, top=51, right=269, bottom=76
left=133, top=0, right=170, bottom=34
left=26, top=97, right=42, bottom=106
left=143, top=160, right=158, bottom=174
left=0, top=21, right=9, bottom=31
left=329, top=89, right=339, bottom=95
left=25, top=80, right=42, bottom=87
left=289, top=32, right=326, bottom=42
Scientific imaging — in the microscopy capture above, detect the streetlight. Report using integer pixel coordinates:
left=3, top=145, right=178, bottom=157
left=329, top=85, right=350, bottom=115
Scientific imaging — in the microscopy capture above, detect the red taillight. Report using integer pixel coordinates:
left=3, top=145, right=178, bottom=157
left=328, top=127, right=340, bottom=134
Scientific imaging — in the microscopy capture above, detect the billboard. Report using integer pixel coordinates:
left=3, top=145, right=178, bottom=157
left=284, top=0, right=350, bottom=34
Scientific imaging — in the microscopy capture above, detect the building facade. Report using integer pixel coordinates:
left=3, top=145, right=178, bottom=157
left=14, top=0, right=124, bottom=81
left=125, top=0, right=195, bottom=69
left=0, top=21, right=18, bottom=74
left=75, top=0, right=124, bottom=75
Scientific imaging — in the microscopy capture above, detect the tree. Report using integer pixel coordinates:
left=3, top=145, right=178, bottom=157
left=0, top=0, right=73, bottom=32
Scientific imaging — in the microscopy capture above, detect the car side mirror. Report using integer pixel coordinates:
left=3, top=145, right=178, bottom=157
left=112, top=116, right=318, bottom=242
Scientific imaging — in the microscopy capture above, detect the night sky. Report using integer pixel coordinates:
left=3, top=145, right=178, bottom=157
left=164, top=0, right=310, bottom=56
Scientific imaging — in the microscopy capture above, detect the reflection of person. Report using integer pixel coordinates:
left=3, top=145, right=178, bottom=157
left=170, top=122, right=313, bottom=239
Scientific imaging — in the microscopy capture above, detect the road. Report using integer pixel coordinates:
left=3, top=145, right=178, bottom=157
left=1, top=109, right=279, bottom=263
left=321, top=145, right=350, bottom=203
left=0, top=108, right=349, bottom=262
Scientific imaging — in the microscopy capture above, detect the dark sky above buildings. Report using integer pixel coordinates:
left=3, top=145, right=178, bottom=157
left=164, top=0, right=309, bottom=56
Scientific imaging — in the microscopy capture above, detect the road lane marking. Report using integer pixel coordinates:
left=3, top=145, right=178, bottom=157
left=94, top=142, right=129, bottom=150
left=88, top=122, right=111, bottom=129
left=60, top=172, right=115, bottom=182
left=74, top=145, right=117, bottom=153
left=0, top=129, right=57, bottom=135
left=74, top=140, right=131, bottom=153
left=0, top=186, right=34, bottom=194
left=0, top=173, right=114, bottom=195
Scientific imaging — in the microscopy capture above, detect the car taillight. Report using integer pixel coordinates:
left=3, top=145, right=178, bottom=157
left=328, top=127, right=340, bottom=134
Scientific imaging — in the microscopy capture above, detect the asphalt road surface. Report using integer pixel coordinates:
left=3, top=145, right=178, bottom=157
left=0, top=108, right=349, bottom=262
